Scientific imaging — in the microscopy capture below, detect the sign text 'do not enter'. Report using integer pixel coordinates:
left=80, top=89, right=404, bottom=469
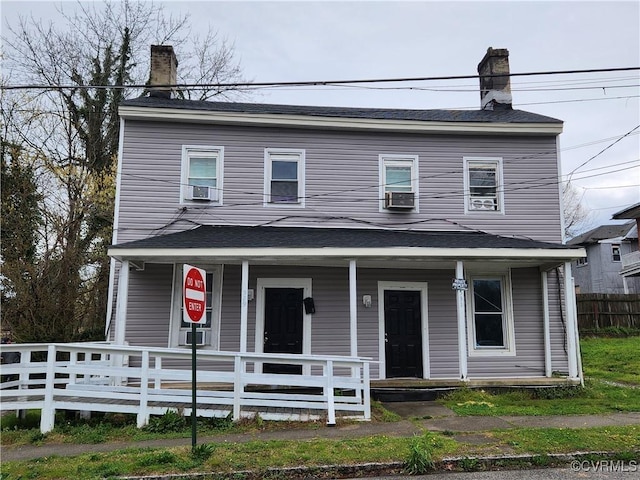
left=183, top=265, right=206, bottom=324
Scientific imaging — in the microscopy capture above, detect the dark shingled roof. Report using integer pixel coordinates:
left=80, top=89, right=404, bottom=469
left=567, top=222, right=637, bottom=245
left=111, top=225, right=571, bottom=251
left=121, top=96, right=562, bottom=125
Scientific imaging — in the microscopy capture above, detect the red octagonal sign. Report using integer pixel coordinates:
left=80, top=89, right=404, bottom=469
left=183, top=265, right=206, bottom=323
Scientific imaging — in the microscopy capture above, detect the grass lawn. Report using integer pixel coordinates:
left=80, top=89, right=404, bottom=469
left=580, top=335, right=640, bottom=385
left=440, top=335, right=640, bottom=416
left=2, top=426, right=638, bottom=480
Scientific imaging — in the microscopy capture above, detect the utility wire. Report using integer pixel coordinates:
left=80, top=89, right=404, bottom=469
left=3, top=66, right=639, bottom=91
left=567, top=124, right=640, bottom=179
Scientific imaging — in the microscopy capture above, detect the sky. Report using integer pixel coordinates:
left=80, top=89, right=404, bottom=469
left=2, top=0, right=639, bottom=235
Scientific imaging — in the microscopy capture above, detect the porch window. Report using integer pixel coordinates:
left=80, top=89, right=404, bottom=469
left=612, top=244, right=621, bottom=262
left=181, top=146, right=223, bottom=204
left=379, top=154, right=419, bottom=211
left=464, top=157, right=503, bottom=213
left=264, top=149, right=305, bottom=206
left=169, top=265, right=223, bottom=349
left=467, top=274, right=515, bottom=356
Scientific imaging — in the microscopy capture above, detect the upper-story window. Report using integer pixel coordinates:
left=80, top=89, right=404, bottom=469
left=379, top=154, right=419, bottom=211
left=181, top=146, right=223, bottom=204
left=264, top=149, right=305, bottom=207
left=612, top=244, right=621, bottom=262
left=464, top=157, right=504, bottom=213
left=467, top=273, right=515, bottom=356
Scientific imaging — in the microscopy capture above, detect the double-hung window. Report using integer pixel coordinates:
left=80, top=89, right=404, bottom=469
left=464, top=157, right=503, bottom=213
left=612, top=244, right=621, bottom=262
left=181, top=146, right=223, bottom=204
left=467, top=274, right=515, bottom=356
left=264, top=149, right=305, bottom=206
left=379, top=154, right=419, bottom=211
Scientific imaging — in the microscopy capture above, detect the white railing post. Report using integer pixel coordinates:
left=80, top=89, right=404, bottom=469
left=326, top=360, right=336, bottom=426
left=233, top=355, right=242, bottom=421
left=137, top=350, right=150, bottom=428
left=362, top=361, right=371, bottom=420
left=69, top=350, right=78, bottom=384
left=154, top=356, right=162, bottom=390
left=18, top=349, right=31, bottom=391
left=40, top=345, right=57, bottom=433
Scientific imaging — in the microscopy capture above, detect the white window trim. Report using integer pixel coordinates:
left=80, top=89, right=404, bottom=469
left=463, top=157, right=504, bottom=215
left=263, top=148, right=305, bottom=208
left=377, top=281, right=430, bottom=380
left=180, top=145, right=224, bottom=205
left=466, top=270, right=516, bottom=357
left=169, top=263, right=223, bottom=349
left=254, top=278, right=312, bottom=375
left=378, top=154, right=419, bottom=212
left=611, top=244, right=621, bottom=262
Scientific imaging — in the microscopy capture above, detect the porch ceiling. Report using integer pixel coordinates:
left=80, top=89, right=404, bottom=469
left=109, top=225, right=584, bottom=269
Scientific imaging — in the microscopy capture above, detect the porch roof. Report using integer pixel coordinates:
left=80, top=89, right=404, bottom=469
left=108, top=225, right=584, bottom=266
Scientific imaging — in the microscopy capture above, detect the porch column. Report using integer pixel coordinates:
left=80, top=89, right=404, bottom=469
left=349, top=259, right=358, bottom=357
left=541, top=270, right=552, bottom=377
left=564, top=262, right=579, bottom=379
left=114, top=260, right=130, bottom=346
left=240, top=260, right=249, bottom=353
left=455, top=261, right=468, bottom=380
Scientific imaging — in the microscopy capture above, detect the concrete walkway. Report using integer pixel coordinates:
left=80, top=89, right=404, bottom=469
left=3, top=402, right=640, bottom=462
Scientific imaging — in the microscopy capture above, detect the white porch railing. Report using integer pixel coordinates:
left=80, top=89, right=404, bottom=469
left=0, top=342, right=371, bottom=433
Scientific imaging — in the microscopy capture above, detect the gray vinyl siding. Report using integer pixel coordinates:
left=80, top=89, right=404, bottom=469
left=548, top=268, right=570, bottom=374
left=125, top=264, right=173, bottom=347
left=115, top=121, right=562, bottom=245
left=467, top=267, right=544, bottom=378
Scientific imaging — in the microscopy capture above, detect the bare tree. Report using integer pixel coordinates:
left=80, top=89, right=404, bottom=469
left=1, top=1, right=247, bottom=342
left=563, top=182, right=594, bottom=240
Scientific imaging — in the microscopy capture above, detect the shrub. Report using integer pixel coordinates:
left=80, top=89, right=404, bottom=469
left=144, top=409, right=186, bottom=433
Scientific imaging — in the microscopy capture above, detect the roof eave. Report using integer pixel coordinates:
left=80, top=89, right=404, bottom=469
left=118, top=105, right=563, bottom=136
left=108, top=246, right=586, bottom=262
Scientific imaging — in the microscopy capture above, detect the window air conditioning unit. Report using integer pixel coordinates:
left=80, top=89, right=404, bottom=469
left=385, top=191, right=415, bottom=209
left=470, top=197, right=497, bottom=211
left=184, top=330, right=206, bottom=346
left=189, top=185, right=217, bottom=201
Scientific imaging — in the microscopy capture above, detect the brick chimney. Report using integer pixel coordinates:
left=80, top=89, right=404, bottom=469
left=478, top=47, right=512, bottom=110
left=149, top=45, right=178, bottom=99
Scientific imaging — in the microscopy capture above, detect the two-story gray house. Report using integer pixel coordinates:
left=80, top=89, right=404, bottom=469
left=569, top=219, right=640, bottom=294
left=106, top=46, right=585, bottom=386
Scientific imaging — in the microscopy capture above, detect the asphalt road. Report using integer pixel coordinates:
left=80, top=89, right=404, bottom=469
left=350, top=464, right=640, bottom=479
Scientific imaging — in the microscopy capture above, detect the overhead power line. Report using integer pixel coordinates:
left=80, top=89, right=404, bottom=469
left=2, top=66, right=639, bottom=91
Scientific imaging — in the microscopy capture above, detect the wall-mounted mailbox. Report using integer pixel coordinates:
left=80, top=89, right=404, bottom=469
left=303, top=297, right=316, bottom=314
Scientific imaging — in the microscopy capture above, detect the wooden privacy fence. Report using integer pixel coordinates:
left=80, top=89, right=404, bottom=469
left=576, top=293, right=640, bottom=330
left=0, top=342, right=371, bottom=433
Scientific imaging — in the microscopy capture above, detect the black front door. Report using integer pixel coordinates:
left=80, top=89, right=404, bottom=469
left=264, top=288, right=304, bottom=374
left=384, top=290, right=423, bottom=378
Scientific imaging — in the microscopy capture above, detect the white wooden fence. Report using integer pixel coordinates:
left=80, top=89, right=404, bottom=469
left=0, top=342, right=371, bottom=433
